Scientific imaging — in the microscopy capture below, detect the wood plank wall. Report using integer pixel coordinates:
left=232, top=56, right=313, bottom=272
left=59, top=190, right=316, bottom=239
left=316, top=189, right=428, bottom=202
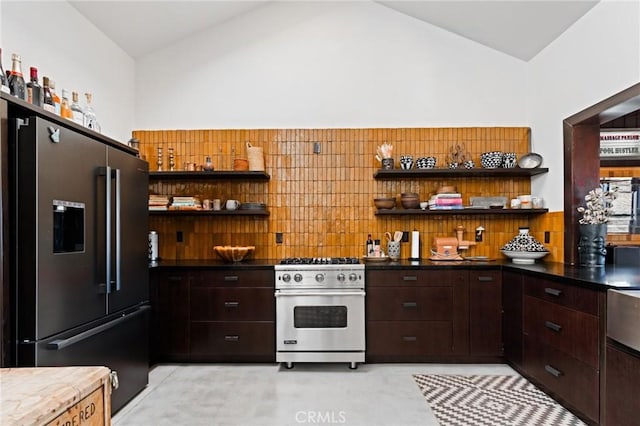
left=134, top=127, right=564, bottom=261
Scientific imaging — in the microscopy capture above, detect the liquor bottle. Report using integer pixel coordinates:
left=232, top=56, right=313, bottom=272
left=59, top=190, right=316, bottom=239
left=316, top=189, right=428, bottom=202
left=70, top=91, right=84, bottom=124
left=26, top=67, right=43, bottom=107
left=83, top=92, right=100, bottom=132
left=366, top=234, right=373, bottom=257
left=50, top=79, right=61, bottom=115
left=60, top=89, right=72, bottom=119
left=8, top=53, right=26, bottom=100
left=0, top=48, right=9, bottom=94
left=42, top=77, right=55, bottom=113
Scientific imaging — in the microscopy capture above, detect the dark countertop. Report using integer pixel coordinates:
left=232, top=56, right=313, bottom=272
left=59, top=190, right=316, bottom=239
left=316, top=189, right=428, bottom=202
left=149, top=258, right=640, bottom=291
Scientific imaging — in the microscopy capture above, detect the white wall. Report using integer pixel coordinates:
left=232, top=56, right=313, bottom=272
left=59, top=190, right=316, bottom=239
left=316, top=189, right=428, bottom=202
left=527, top=0, right=640, bottom=211
left=0, top=1, right=135, bottom=143
left=135, top=1, right=528, bottom=129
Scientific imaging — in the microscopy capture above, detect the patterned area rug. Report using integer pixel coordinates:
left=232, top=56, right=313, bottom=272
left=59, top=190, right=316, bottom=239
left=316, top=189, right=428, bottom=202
left=413, top=375, right=586, bottom=426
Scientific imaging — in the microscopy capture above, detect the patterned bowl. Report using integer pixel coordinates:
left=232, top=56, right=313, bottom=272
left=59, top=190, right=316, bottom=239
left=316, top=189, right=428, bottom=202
left=480, top=151, right=504, bottom=169
left=501, top=250, right=549, bottom=264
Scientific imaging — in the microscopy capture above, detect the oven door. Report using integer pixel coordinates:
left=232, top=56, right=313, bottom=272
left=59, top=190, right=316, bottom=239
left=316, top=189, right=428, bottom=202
left=275, top=289, right=365, bottom=352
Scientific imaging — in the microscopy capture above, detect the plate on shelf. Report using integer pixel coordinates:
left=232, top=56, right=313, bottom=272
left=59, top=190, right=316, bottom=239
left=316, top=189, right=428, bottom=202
left=463, top=256, right=495, bottom=261
left=362, top=256, right=391, bottom=263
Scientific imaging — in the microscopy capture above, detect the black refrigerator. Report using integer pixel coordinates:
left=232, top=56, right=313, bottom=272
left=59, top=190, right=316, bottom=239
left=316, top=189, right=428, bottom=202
left=11, top=115, right=150, bottom=413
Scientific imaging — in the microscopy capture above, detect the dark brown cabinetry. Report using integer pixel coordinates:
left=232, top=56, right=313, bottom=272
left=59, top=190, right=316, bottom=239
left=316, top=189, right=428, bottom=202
left=521, top=275, right=603, bottom=424
left=190, top=269, right=275, bottom=362
left=365, top=269, right=469, bottom=361
left=149, top=267, right=275, bottom=363
left=469, top=270, right=503, bottom=357
left=605, top=341, right=640, bottom=426
left=502, top=270, right=523, bottom=366
left=149, top=268, right=191, bottom=363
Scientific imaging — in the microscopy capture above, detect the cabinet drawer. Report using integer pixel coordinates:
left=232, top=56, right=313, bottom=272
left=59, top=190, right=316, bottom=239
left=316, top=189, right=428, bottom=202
left=366, top=270, right=467, bottom=287
left=195, top=269, right=274, bottom=287
left=523, top=335, right=599, bottom=422
left=523, top=296, right=598, bottom=367
left=366, top=321, right=455, bottom=356
left=523, top=275, right=597, bottom=315
left=367, top=286, right=454, bottom=321
left=190, top=287, right=274, bottom=321
left=190, top=322, right=274, bottom=357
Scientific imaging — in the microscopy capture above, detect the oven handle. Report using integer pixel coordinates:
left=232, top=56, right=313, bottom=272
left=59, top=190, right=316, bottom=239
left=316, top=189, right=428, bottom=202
left=275, top=291, right=365, bottom=297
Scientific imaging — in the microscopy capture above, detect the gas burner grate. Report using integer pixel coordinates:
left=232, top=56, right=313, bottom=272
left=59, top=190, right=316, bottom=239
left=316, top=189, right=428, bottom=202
left=280, top=257, right=360, bottom=265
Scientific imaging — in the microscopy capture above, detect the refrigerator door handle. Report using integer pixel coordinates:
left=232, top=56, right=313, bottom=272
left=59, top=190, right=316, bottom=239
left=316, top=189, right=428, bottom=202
left=46, top=305, right=150, bottom=350
left=105, top=165, right=112, bottom=294
left=115, top=168, right=121, bottom=291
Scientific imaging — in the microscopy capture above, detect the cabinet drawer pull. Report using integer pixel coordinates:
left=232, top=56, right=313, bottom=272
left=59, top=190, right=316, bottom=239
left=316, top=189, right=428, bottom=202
left=545, top=364, right=563, bottom=378
left=402, top=276, right=418, bottom=281
left=224, top=301, right=240, bottom=308
left=402, top=302, right=418, bottom=308
left=224, top=335, right=240, bottom=342
left=224, top=275, right=239, bottom=282
left=544, top=288, right=562, bottom=297
left=477, top=276, right=494, bottom=282
left=402, top=336, right=417, bottom=342
left=544, top=321, right=562, bottom=332
left=167, top=276, right=182, bottom=282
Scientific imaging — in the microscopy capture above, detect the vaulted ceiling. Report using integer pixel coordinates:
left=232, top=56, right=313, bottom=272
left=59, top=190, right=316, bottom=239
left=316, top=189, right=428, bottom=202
left=69, top=0, right=599, bottom=61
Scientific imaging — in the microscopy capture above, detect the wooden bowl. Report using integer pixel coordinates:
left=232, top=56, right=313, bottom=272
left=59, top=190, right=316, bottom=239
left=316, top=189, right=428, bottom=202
left=214, top=245, right=255, bottom=262
left=374, top=197, right=396, bottom=209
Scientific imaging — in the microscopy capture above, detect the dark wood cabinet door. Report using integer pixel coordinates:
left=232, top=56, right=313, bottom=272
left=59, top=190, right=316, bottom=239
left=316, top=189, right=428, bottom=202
left=502, top=270, right=523, bottom=366
left=606, top=342, right=640, bottom=426
left=469, top=270, right=502, bottom=356
left=149, top=269, right=191, bottom=362
left=523, top=334, right=599, bottom=423
left=365, top=268, right=469, bottom=360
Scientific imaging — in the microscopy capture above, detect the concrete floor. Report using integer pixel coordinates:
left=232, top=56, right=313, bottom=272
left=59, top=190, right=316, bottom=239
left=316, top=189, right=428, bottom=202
left=112, top=363, right=518, bottom=426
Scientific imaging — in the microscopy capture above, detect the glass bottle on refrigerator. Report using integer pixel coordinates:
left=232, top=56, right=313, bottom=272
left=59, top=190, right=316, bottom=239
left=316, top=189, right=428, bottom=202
left=26, top=66, right=43, bottom=107
left=8, top=53, right=26, bottom=100
left=42, top=77, right=55, bottom=113
left=60, top=89, right=73, bottom=119
left=83, top=92, right=100, bottom=132
left=50, top=79, right=61, bottom=115
left=70, top=91, right=84, bottom=125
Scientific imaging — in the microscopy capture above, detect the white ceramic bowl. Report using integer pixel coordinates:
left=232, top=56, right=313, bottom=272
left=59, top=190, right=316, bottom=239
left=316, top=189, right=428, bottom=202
left=419, top=201, right=428, bottom=210
left=501, top=250, right=549, bottom=264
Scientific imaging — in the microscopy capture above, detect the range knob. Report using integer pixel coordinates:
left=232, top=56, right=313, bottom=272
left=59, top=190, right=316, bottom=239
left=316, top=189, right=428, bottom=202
left=294, top=273, right=303, bottom=282
left=349, top=273, right=359, bottom=282
left=337, top=273, right=346, bottom=282
left=282, top=274, right=291, bottom=283
left=315, top=273, right=325, bottom=282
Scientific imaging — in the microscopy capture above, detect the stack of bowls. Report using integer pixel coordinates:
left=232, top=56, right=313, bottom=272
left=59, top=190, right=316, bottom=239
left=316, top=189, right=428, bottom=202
left=400, top=192, right=420, bottom=209
left=480, top=151, right=504, bottom=168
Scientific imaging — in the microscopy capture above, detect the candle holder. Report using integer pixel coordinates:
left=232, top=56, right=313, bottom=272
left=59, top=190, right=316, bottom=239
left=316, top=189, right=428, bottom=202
left=156, top=147, right=163, bottom=171
left=168, top=147, right=175, bottom=171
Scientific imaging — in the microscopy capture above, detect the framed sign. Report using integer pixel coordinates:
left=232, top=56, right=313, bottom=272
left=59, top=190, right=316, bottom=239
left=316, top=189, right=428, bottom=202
left=600, top=129, right=640, bottom=158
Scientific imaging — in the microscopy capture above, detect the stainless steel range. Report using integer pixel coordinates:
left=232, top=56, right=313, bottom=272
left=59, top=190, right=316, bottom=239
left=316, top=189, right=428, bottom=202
left=274, top=258, right=365, bottom=369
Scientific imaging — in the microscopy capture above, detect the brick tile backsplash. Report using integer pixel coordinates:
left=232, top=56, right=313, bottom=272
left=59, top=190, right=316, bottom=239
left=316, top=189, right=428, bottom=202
left=135, top=127, right=563, bottom=261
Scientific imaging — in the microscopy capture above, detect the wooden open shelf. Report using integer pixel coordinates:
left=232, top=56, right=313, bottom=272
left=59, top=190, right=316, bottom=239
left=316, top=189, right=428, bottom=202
left=374, top=208, right=548, bottom=216
left=149, top=209, right=269, bottom=216
left=149, top=171, right=270, bottom=180
left=373, top=168, right=548, bottom=179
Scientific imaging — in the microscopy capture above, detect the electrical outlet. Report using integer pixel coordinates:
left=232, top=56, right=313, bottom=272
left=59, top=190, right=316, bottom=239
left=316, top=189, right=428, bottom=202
left=401, top=231, right=410, bottom=243
left=276, top=232, right=283, bottom=244
left=176, top=231, right=183, bottom=243
left=544, top=231, right=550, bottom=244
